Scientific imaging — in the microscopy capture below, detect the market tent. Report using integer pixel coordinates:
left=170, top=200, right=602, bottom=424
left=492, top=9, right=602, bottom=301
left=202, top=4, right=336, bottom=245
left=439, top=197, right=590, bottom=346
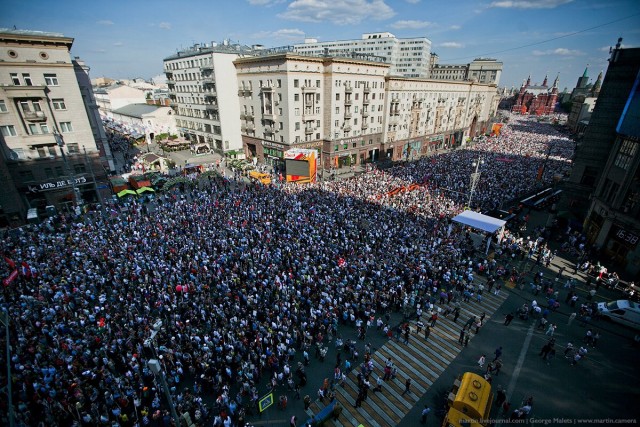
left=117, top=189, right=137, bottom=198
left=136, top=186, right=155, bottom=195
left=451, top=210, right=506, bottom=254
left=452, top=210, right=506, bottom=233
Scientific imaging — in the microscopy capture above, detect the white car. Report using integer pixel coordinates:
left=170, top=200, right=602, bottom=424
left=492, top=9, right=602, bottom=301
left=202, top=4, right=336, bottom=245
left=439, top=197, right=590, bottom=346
left=597, top=300, right=640, bottom=330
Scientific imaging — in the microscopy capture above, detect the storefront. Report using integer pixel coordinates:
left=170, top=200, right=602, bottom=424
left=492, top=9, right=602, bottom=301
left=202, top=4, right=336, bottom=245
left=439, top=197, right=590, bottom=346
left=329, top=133, right=383, bottom=169
left=22, top=175, right=97, bottom=213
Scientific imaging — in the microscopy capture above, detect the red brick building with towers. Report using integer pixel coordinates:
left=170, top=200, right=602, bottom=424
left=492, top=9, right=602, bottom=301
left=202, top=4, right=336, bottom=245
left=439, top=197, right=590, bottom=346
left=511, top=74, right=559, bottom=115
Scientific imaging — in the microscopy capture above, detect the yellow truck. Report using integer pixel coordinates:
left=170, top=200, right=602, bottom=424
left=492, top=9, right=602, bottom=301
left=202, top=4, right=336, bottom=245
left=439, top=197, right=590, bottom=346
left=249, top=171, right=272, bottom=185
left=443, top=372, right=493, bottom=427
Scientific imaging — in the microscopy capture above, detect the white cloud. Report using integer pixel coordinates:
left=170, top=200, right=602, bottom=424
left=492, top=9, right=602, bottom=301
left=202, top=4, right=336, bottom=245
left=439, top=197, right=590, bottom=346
left=598, top=44, right=626, bottom=52
left=490, top=0, right=572, bottom=8
left=450, top=25, right=461, bottom=30
left=278, top=0, right=395, bottom=25
left=97, top=20, right=114, bottom=25
left=405, top=0, right=420, bottom=3
left=113, top=42, right=124, bottom=47
left=440, top=42, right=464, bottom=48
left=252, top=28, right=306, bottom=40
left=390, top=20, right=431, bottom=30
left=158, top=22, right=172, bottom=30
left=532, top=47, right=584, bottom=56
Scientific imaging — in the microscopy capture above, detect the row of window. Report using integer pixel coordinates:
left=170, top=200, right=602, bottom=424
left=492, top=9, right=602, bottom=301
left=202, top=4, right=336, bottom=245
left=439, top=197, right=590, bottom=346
left=0, top=98, right=66, bottom=113
left=1, top=121, right=73, bottom=137
left=9, top=72, right=58, bottom=86
left=18, top=162, right=84, bottom=180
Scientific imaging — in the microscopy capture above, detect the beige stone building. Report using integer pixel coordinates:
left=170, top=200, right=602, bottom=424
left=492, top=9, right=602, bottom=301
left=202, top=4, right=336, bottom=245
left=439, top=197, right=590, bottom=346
left=0, top=29, right=110, bottom=223
left=234, top=52, right=498, bottom=171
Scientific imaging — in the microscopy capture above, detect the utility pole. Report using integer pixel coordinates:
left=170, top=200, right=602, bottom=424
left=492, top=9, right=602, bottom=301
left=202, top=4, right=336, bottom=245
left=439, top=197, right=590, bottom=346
left=148, top=359, right=180, bottom=427
left=83, top=146, right=103, bottom=209
left=468, top=156, right=484, bottom=209
left=54, top=131, right=83, bottom=214
left=1, top=310, right=15, bottom=427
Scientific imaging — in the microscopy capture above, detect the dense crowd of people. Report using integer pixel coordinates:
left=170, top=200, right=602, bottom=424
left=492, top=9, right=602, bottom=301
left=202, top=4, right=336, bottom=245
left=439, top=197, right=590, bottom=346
left=0, top=115, right=577, bottom=426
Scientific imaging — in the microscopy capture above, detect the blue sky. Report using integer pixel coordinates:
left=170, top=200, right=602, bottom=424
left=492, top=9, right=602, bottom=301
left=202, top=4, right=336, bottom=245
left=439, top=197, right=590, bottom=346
left=3, top=0, right=640, bottom=90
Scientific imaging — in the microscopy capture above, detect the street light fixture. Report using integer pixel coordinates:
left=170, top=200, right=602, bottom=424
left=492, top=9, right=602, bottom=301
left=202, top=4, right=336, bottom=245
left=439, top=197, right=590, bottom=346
left=147, top=359, right=180, bottom=427
left=468, top=156, right=485, bottom=209
left=53, top=131, right=83, bottom=213
left=1, top=310, right=15, bottom=427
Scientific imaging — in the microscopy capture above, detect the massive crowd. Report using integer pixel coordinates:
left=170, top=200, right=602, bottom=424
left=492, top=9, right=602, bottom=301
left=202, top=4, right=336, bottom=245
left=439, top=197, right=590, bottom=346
left=1, top=115, right=577, bottom=426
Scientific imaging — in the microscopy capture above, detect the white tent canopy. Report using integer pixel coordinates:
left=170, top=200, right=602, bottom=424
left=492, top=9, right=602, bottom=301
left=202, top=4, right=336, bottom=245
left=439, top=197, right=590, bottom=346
left=452, top=210, right=506, bottom=233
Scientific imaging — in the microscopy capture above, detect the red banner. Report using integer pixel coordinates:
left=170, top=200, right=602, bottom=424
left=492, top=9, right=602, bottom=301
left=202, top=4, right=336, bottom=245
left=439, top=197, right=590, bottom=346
left=3, top=269, right=18, bottom=286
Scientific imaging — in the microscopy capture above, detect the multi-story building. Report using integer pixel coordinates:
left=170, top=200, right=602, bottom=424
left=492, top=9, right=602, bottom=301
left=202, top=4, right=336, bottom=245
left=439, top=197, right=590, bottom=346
left=235, top=53, right=389, bottom=171
left=94, top=83, right=147, bottom=118
left=0, top=29, right=111, bottom=223
left=561, top=40, right=640, bottom=218
left=383, top=77, right=498, bottom=161
left=163, top=41, right=257, bottom=154
left=430, top=58, right=503, bottom=85
left=235, top=52, right=498, bottom=171
left=292, top=32, right=431, bottom=78
left=582, top=70, right=640, bottom=276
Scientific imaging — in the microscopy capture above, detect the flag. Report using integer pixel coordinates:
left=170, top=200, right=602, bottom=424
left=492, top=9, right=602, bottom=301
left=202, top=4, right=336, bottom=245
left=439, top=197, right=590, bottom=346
left=3, top=270, right=18, bottom=286
left=20, top=261, right=32, bottom=278
left=338, top=258, right=346, bottom=268
left=4, top=257, right=15, bottom=269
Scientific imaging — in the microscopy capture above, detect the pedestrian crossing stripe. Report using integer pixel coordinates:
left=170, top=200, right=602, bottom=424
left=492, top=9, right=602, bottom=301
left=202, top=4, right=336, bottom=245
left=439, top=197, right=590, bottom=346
left=306, top=289, right=508, bottom=427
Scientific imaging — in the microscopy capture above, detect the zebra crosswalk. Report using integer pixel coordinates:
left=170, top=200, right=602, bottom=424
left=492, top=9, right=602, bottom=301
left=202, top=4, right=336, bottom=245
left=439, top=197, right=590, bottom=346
left=305, top=290, right=508, bottom=427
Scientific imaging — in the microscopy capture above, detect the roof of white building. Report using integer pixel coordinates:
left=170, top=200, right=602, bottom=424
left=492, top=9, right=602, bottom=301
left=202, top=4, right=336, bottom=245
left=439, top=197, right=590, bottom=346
left=112, top=104, right=161, bottom=119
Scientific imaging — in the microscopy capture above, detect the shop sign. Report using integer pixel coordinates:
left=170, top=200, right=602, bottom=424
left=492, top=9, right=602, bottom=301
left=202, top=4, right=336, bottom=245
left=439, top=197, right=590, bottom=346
left=27, top=176, right=87, bottom=193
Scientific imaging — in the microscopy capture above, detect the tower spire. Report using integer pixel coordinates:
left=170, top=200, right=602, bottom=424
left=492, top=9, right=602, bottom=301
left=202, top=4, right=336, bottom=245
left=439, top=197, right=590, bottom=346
left=582, top=64, right=589, bottom=78
left=542, top=74, right=548, bottom=86
left=526, top=74, right=531, bottom=86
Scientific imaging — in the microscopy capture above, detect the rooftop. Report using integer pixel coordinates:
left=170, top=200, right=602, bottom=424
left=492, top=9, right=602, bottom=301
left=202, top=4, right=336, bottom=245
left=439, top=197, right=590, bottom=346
left=164, top=41, right=258, bottom=61
left=0, top=28, right=66, bottom=38
left=112, top=104, right=162, bottom=118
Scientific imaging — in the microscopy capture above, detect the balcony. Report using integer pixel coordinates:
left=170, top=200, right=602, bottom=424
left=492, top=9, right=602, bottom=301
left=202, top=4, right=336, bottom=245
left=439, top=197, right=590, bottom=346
left=363, top=86, right=371, bottom=94
left=301, top=85, right=317, bottom=92
left=201, top=65, right=213, bottom=72
left=344, top=99, right=353, bottom=106
left=245, top=122, right=255, bottom=131
left=344, top=111, right=352, bottom=119
left=167, top=79, right=176, bottom=86
left=202, top=78, right=215, bottom=86
left=361, top=122, right=369, bottom=129
left=260, top=85, right=275, bottom=92
left=345, top=85, right=353, bottom=93
left=305, top=126, right=315, bottom=134
left=362, top=97, right=370, bottom=105
left=204, top=93, right=216, bottom=101
left=24, top=111, right=47, bottom=122
left=238, top=88, right=251, bottom=96
left=362, top=111, right=369, bottom=118
left=245, top=111, right=254, bottom=119
left=264, top=126, right=276, bottom=134
left=342, top=125, right=352, bottom=132
left=205, top=103, right=218, bottom=112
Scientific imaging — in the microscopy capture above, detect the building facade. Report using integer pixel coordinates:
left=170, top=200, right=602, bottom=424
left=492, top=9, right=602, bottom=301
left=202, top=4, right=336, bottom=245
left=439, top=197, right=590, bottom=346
left=109, top=104, right=177, bottom=142
left=94, top=84, right=147, bottom=118
left=582, top=68, right=640, bottom=276
left=511, top=74, right=559, bottom=115
left=234, top=53, right=389, bottom=171
left=561, top=41, right=640, bottom=219
left=163, top=41, right=257, bottom=154
left=235, top=52, right=498, bottom=172
left=292, top=32, right=431, bottom=78
left=383, top=78, right=498, bottom=161
left=0, top=29, right=111, bottom=223
left=430, top=58, right=503, bottom=86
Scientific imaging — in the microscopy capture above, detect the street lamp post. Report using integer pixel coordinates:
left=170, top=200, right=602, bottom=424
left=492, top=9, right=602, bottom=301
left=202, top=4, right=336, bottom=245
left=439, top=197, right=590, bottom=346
left=468, top=156, right=485, bottom=209
left=147, top=359, right=180, bottom=427
left=54, top=131, right=83, bottom=213
left=1, top=310, right=15, bottom=427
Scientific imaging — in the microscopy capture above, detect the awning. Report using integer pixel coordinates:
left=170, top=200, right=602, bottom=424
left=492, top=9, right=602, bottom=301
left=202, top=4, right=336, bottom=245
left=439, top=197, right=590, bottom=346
left=117, top=189, right=137, bottom=198
left=452, top=210, right=506, bottom=233
left=136, top=187, right=155, bottom=194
